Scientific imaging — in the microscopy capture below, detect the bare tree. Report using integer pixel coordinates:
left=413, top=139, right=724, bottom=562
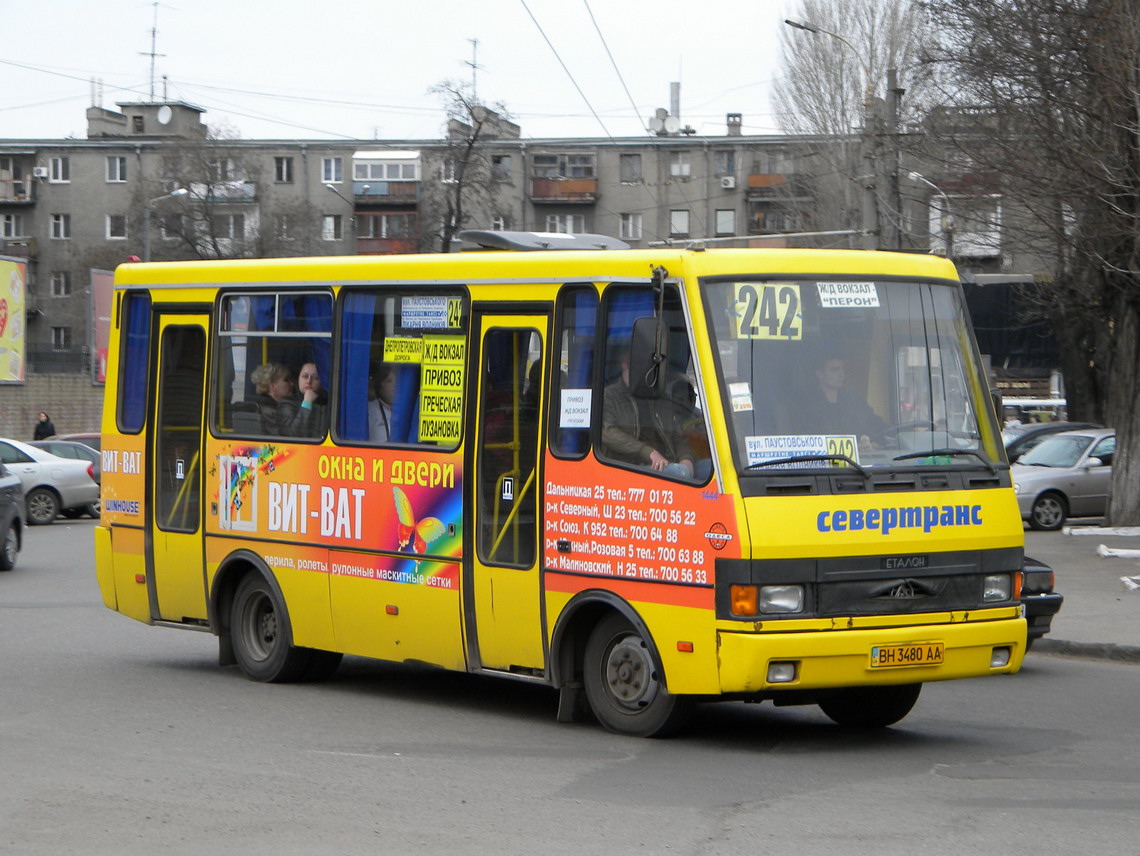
left=922, top=0, right=1140, bottom=524
left=420, top=81, right=513, bottom=252
left=773, top=0, right=936, bottom=248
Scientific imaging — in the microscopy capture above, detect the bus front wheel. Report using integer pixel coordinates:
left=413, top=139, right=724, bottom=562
left=583, top=614, right=693, bottom=738
left=230, top=573, right=341, bottom=683
left=818, top=683, right=922, bottom=728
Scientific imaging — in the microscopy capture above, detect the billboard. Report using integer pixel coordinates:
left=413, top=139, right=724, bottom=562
left=90, top=268, right=114, bottom=384
left=0, top=256, right=26, bottom=384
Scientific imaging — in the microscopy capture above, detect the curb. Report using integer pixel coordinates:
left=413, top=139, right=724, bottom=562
left=1032, top=638, right=1140, bottom=664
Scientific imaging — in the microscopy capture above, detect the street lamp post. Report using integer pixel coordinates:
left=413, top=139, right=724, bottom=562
left=143, top=187, right=189, bottom=261
left=785, top=19, right=879, bottom=251
left=908, top=171, right=954, bottom=259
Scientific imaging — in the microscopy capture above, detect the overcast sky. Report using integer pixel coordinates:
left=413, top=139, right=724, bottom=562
left=1, top=0, right=794, bottom=142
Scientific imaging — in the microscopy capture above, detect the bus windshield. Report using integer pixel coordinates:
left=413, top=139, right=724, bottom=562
left=703, top=277, right=1001, bottom=473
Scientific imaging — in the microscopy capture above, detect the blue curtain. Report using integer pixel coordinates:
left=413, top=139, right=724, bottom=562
left=338, top=292, right=375, bottom=441
left=119, top=292, right=152, bottom=432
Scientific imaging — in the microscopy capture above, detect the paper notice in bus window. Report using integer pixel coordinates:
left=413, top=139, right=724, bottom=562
left=728, top=382, right=753, bottom=412
left=817, top=282, right=879, bottom=308
left=560, top=388, right=591, bottom=428
left=418, top=335, right=465, bottom=443
left=383, top=336, right=424, bottom=363
left=401, top=296, right=462, bottom=329
left=744, top=435, right=859, bottom=468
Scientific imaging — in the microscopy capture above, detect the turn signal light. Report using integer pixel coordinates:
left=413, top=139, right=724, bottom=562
left=730, top=585, right=758, bottom=616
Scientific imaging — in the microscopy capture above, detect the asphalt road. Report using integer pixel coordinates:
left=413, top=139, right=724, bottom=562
left=2, top=519, right=1138, bottom=855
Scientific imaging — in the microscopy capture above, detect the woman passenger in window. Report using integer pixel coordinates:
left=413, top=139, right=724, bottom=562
left=295, top=361, right=328, bottom=437
left=251, top=362, right=306, bottom=436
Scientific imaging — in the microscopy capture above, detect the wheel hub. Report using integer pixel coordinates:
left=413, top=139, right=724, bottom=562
left=605, top=636, right=659, bottom=710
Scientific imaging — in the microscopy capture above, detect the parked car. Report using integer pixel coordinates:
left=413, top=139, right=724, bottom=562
left=1022, top=556, right=1063, bottom=648
left=0, top=438, right=101, bottom=525
left=1003, top=421, right=1102, bottom=463
left=0, top=461, right=25, bottom=570
left=1012, top=428, right=1115, bottom=530
left=29, top=439, right=101, bottom=518
left=52, top=432, right=102, bottom=453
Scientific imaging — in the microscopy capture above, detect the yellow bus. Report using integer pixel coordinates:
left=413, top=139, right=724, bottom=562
left=95, top=233, right=1027, bottom=736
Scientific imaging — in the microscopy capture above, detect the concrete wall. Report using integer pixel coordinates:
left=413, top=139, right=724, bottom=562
left=0, top=374, right=103, bottom=440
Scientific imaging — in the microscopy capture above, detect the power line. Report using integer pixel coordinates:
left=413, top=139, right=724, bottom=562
left=582, top=0, right=647, bottom=134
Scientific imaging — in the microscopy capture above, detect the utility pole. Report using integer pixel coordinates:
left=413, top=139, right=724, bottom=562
left=886, top=68, right=905, bottom=250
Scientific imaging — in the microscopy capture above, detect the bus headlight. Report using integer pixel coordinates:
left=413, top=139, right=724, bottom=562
left=759, top=585, right=804, bottom=614
left=983, top=573, right=1012, bottom=602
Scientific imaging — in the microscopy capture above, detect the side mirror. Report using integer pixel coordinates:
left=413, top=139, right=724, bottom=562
left=1083, top=457, right=1104, bottom=469
left=628, top=315, right=668, bottom=399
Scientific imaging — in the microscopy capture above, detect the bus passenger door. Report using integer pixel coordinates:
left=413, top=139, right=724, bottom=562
left=467, top=313, right=549, bottom=672
left=148, top=315, right=208, bottom=623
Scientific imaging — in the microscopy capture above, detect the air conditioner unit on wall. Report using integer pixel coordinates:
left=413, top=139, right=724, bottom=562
left=720, top=176, right=736, bottom=190
left=32, top=166, right=49, bottom=178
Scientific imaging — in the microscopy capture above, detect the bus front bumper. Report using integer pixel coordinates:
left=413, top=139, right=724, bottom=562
left=717, top=613, right=1026, bottom=694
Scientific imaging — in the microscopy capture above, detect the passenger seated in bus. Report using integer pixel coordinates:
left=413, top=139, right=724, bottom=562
left=803, top=356, right=886, bottom=451
left=295, top=361, right=328, bottom=437
left=251, top=362, right=317, bottom=437
left=602, top=347, right=695, bottom=478
left=368, top=363, right=396, bottom=442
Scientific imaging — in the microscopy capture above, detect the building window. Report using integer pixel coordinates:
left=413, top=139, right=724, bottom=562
left=274, top=214, right=295, bottom=242
left=106, top=214, right=128, bottom=239
left=669, top=210, right=690, bottom=237
left=359, top=213, right=413, bottom=239
left=51, top=326, right=72, bottom=350
left=51, top=213, right=71, bottom=239
left=50, top=157, right=70, bottom=183
left=132, top=115, right=145, bottom=133
left=208, top=159, right=236, bottom=182
left=545, top=214, right=585, bottom=233
left=440, top=160, right=457, bottom=184
left=106, top=156, right=128, bottom=183
left=532, top=153, right=596, bottom=179
left=1, top=214, right=23, bottom=238
left=211, top=213, right=245, bottom=239
left=159, top=214, right=183, bottom=240
left=714, top=150, right=736, bottom=176
left=274, top=156, right=295, bottom=183
left=355, top=161, right=418, bottom=180
left=491, top=154, right=512, bottom=182
left=669, top=152, right=691, bottom=178
left=322, top=157, right=343, bottom=183
left=322, top=214, right=344, bottom=241
left=50, top=272, right=71, bottom=297
left=619, top=213, right=643, bottom=240
left=619, top=153, right=642, bottom=183
left=491, top=215, right=508, bottom=231
left=715, top=209, right=736, bottom=236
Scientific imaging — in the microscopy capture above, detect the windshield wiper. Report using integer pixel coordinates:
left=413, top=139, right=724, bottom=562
left=892, top=448, right=997, bottom=475
left=745, top=454, right=869, bottom=477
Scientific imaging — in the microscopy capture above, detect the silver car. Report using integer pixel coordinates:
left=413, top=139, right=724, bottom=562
left=1012, top=428, right=1115, bottom=530
left=0, top=438, right=101, bottom=525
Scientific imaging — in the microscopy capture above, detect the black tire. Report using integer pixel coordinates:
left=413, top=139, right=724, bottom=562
left=818, top=683, right=922, bottom=728
left=0, top=523, right=17, bottom=571
left=583, top=613, right=693, bottom=737
left=26, top=488, right=60, bottom=525
left=61, top=508, right=83, bottom=519
left=85, top=501, right=101, bottom=519
left=1028, top=491, right=1067, bottom=531
left=230, top=573, right=339, bottom=683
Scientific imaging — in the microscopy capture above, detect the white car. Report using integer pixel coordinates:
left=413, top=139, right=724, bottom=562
left=0, top=437, right=101, bottom=525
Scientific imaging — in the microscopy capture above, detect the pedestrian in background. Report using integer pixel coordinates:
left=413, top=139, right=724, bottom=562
left=33, top=411, right=55, bottom=440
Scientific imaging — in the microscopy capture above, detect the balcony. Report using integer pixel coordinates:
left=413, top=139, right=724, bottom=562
left=746, top=173, right=814, bottom=202
left=357, top=237, right=418, bottom=255
left=188, top=181, right=257, bottom=203
left=353, top=181, right=418, bottom=204
left=0, top=178, right=35, bottom=204
left=529, top=177, right=598, bottom=204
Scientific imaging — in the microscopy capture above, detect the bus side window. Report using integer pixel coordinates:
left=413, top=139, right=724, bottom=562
left=551, top=285, right=597, bottom=457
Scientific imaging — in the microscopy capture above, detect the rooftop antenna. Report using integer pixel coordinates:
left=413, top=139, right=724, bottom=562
left=140, top=1, right=167, bottom=101
left=465, top=38, right=483, bottom=101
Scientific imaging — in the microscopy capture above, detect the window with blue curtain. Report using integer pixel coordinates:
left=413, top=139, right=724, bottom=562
left=118, top=291, right=152, bottom=433
left=336, top=289, right=467, bottom=448
left=214, top=291, right=333, bottom=440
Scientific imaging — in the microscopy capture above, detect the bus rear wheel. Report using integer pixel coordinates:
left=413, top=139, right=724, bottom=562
left=230, top=573, right=341, bottom=683
left=818, top=683, right=922, bottom=728
left=583, top=614, right=693, bottom=738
